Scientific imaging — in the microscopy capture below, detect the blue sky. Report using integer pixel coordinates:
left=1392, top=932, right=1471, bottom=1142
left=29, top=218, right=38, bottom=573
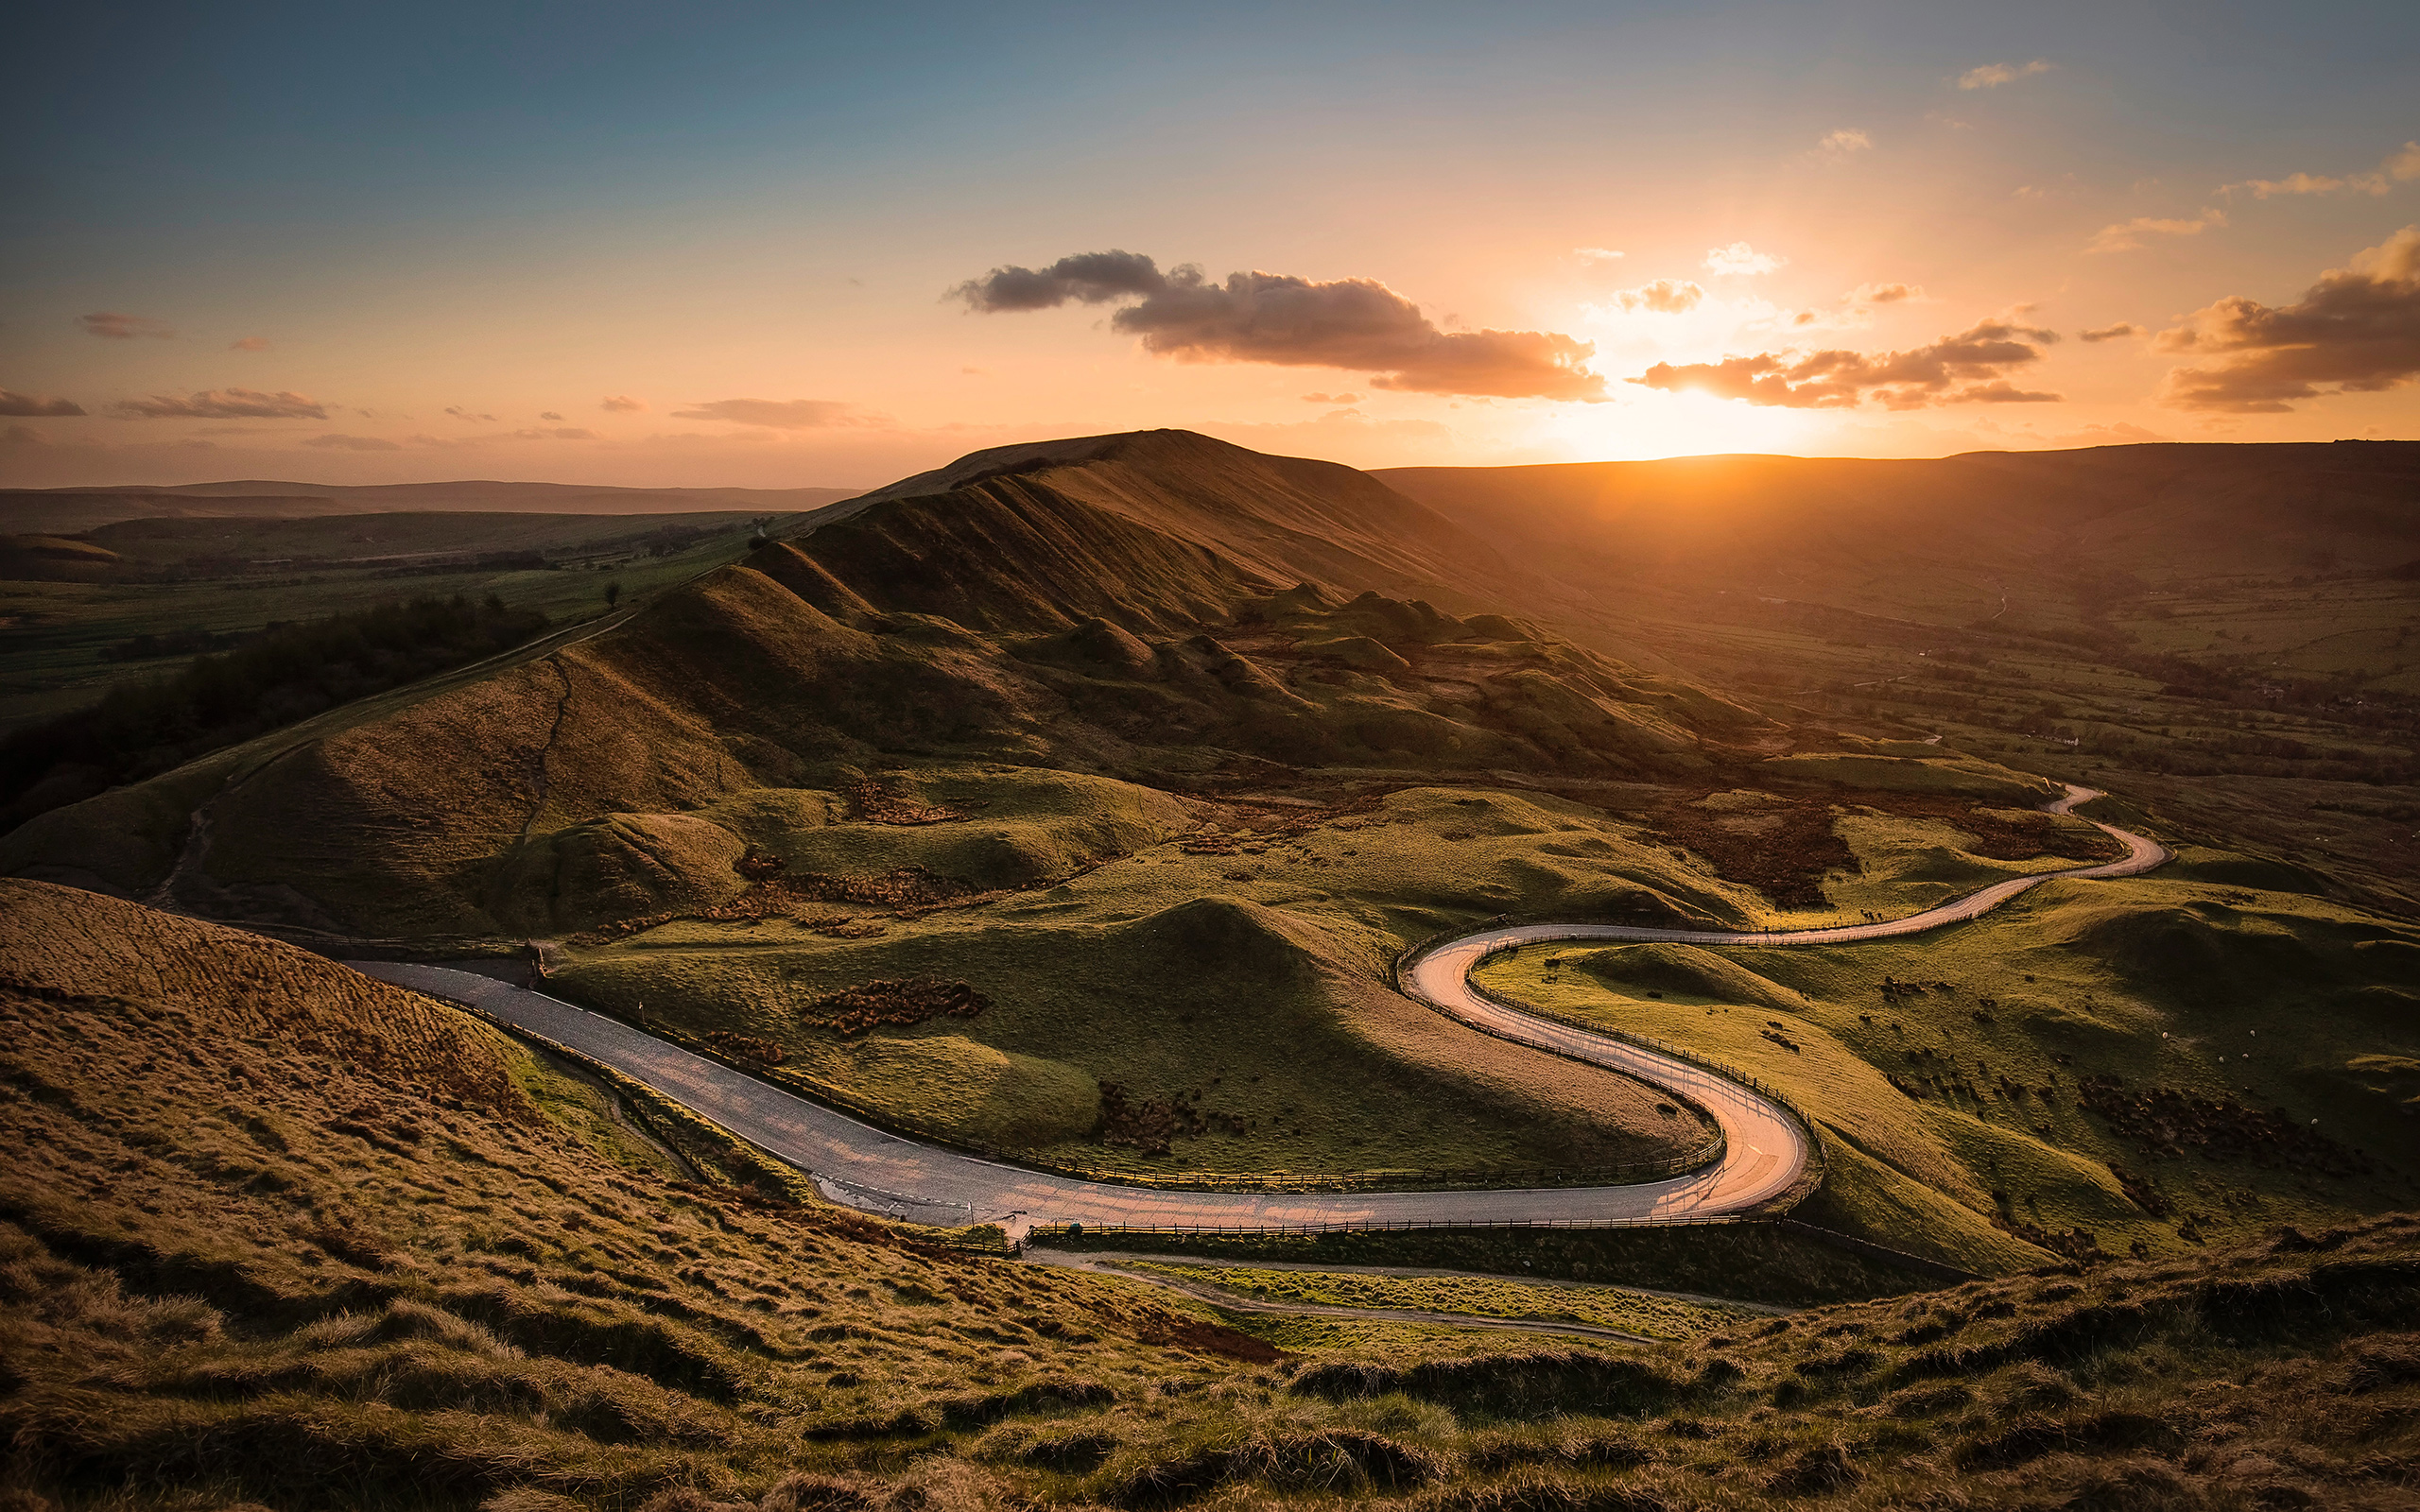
left=5, top=1, right=2416, bottom=486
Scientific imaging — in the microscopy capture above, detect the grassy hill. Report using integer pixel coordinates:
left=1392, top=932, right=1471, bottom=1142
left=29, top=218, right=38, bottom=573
left=1382, top=442, right=2420, bottom=919
left=7, top=431, right=2415, bottom=1185
left=6, top=878, right=2418, bottom=1511
left=12, top=432, right=2417, bottom=1194
left=5, top=434, right=1835, bottom=1178
left=1478, top=869, right=2420, bottom=1274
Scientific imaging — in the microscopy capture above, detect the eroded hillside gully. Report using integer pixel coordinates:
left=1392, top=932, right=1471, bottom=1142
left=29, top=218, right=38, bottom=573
left=354, top=784, right=2168, bottom=1245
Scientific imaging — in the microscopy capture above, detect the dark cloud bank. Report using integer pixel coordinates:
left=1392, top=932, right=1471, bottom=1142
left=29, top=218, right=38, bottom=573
left=952, top=250, right=1604, bottom=401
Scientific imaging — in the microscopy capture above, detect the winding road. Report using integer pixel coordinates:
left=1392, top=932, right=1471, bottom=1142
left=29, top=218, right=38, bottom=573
left=351, top=783, right=2167, bottom=1242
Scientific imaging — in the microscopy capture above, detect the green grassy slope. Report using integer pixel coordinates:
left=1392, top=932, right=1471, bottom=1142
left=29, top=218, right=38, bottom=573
left=1477, top=865, right=2420, bottom=1275
left=7, top=880, right=2418, bottom=1512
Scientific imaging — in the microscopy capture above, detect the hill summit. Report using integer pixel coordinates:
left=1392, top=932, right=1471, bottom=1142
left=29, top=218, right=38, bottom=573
left=4, top=431, right=1773, bottom=940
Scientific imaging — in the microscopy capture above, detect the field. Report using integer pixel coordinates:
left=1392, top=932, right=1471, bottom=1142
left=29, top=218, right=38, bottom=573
left=1474, top=865, right=2420, bottom=1274
left=1383, top=446, right=2420, bottom=919
left=9, top=878, right=2420, bottom=1511
left=534, top=764, right=2122, bottom=1180
left=8, top=434, right=2420, bottom=1509
left=11, top=435, right=2414, bottom=1213
left=0, top=509, right=782, bottom=731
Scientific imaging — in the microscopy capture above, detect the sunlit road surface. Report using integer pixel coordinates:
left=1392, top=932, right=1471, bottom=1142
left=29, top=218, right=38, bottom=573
left=351, top=786, right=2166, bottom=1240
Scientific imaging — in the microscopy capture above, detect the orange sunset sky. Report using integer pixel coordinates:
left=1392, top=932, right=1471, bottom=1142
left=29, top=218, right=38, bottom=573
left=4, top=2, right=2417, bottom=490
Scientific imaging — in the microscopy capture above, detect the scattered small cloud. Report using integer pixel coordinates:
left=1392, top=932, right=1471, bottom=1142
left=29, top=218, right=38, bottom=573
left=2156, top=224, right=2420, bottom=411
left=960, top=367, right=989, bottom=375
left=1611, top=279, right=1705, bottom=315
left=670, top=399, right=868, bottom=429
left=2080, top=322, right=2145, bottom=342
left=1817, top=128, right=1873, bottom=159
left=951, top=249, right=1605, bottom=401
left=402, top=426, right=602, bottom=448
left=2087, top=208, right=2225, bottom=253
left=1632, top=317, right=2062, bottom=409
left=0, top=390, right=85, bottom=418
left=1704, top=242, right=1785, bottom=276
left=110, top=387, right=327, bottom=421
left=1849, top=282, right=1924, bottom=306
left=302, top=433, right=403, bottom=452
left=539, top=410, right=564, bottom=421
left=1573, top=247, right=1626, bottom=262
left=1301, top=391, right=1362, bottom=404
left=2220, top=141, right=2420, bottom=199
left=229, top=335, right=270, bottom=352
left=444, top=405, right=498, bottom=422
left=1959, top=60, right=2054, bottom=90
left=78, top=311, right=175, bottom=340
left=600, top=395, right=645, bottom=412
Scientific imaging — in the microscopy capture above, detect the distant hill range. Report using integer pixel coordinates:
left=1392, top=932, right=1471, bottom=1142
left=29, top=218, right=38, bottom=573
left=10, top=430, right=2417, bottom=940
left=1377, top=440, right=2420, bottom=590
left=0, top=479, right=863, bottom=535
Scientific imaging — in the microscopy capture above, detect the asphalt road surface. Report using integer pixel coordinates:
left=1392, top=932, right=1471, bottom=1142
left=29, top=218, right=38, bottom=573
left=353, top=784, right=2166, bottom=1241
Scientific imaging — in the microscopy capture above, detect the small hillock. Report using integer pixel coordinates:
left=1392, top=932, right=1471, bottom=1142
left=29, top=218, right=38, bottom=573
left=5, top=882, right=2417, bottom=1511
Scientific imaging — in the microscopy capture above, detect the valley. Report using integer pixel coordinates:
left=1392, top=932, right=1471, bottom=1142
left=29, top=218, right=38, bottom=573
left=4, top=432, right=2416, bottom=1510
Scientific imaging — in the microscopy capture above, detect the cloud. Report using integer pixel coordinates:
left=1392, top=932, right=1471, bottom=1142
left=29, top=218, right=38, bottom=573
left=1849, top=282, right=1924, bottom=306
left=1573, top=247, right=1626, bottom=262
left=951, top=250, right=1605, bottom=401
left=78, top=312, right=175, bottom=340
left=1818, top=128, right=1873, bottom=158
left=2154, top=225, right=2420, bottom=412
left=1959, top=60, right=2054, bottom=89
left=2080, top=322, right=2145, bottom=342
left=600, top=395, right=645, bottom=412
left=1704, top=242, right=1785, bottom=276
left=110, top=387, right=327, bottom=420
left=949, top=249, right=1167, bottom=312
left=302, top=433, right=403, bottom=452
left=0, top=390, right=85, bottom=418
left=1611, top=279, right=1705, bottom=315
left=401, top=426, right=603, bottom=448
left=2087, top=208, right=2225, bottom=253
left=229, top=336, right=270, bottom=352
left=2222, top=141, right=2420, bottom=198
left=539, top=410, right=564, bottom=421
left=1301, top=391, right=1361, bottom=404
left=670, top=398, right=868, bottom=429
left=444, top=405, right=498, bottom=422
left=1632, top=317, right=2062, bottom=409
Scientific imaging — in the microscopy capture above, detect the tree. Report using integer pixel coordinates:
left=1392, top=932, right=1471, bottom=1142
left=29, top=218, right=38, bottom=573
left=604, top=579, right=623, bottom=609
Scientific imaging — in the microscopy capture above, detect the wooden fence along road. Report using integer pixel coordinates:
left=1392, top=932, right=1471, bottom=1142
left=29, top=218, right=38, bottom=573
left=353, top=785, right=2168, bottom=1243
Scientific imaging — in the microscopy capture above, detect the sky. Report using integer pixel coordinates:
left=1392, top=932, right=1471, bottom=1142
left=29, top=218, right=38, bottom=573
left=4, top=0, right=2418, bottom=491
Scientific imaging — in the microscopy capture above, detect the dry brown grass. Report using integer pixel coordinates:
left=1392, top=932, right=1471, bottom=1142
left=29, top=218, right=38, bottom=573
left=7, top=880, right=2418, bottom=1511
